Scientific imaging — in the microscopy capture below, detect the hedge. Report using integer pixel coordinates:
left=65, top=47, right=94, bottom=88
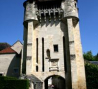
left=0, top=76, right=29, bottom=89
left=0, top=76, right=17, bottom=80
left=85, top=62, right=98, bottom=89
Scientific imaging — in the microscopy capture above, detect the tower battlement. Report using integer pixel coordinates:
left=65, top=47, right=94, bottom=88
left=23, top=0, right=78, bottom=23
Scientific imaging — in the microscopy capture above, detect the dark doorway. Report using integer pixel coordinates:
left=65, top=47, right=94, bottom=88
left=44, top=75, right=65, bottom=89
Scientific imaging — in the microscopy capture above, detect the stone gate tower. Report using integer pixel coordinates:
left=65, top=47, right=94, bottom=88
left=22, top=0, right=87, bottom=89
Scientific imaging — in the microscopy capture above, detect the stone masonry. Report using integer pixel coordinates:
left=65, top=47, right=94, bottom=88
left=22, top=0, right=87, bottom=89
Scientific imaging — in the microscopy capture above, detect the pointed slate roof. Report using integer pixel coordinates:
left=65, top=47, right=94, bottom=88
left=0, top=47, right=16, bottom=54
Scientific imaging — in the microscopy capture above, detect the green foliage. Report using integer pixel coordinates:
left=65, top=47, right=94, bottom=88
left=0, top=76, right=17, bottom=80
left=94, top=53, right=98, bottom=61
left=85, top=62, right=98, bottom=89
left=0, top=76, right=29, bottom=89
left=84, top=51, right=98, bottom=61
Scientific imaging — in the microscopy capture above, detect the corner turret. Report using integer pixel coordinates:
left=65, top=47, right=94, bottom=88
left=23, top=0, right=38, bottom=23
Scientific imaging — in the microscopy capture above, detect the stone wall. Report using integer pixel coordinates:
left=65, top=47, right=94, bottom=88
left=0, top=54, right=21, bottom=77
left=25, top=20, right=65, bottom=81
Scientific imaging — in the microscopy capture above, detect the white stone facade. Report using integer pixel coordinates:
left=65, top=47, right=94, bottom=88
left=0, top=54, right=20, bottom=77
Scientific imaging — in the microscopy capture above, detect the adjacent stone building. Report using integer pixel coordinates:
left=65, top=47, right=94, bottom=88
left=0, top=41, right=22, bottom=78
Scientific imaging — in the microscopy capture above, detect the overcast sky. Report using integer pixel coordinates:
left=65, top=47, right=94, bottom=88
left=0, top=0, right=98, bottom=55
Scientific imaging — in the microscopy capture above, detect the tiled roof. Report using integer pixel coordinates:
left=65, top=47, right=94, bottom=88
left=0, top=43, right=11, bottom=51
left=90, top=61, right=98, bottom=65
left=0, top=47, right=16, bottom=54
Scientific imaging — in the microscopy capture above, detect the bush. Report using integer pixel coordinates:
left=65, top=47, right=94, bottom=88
left=85, top=62, right=98, bottom=89
left=0, top=76, right=29, bottom=89
left=0, top=76, right=17, bottom=80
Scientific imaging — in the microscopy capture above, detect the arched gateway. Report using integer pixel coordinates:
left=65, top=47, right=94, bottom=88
left=45, top=75, right=65, bottom=89
left=22, top=0, right=87, bottom=89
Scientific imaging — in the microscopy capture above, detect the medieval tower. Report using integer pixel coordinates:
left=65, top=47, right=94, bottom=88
left=22, top=0, right=87, bottom=89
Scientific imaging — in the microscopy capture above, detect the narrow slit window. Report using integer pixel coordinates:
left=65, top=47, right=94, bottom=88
left=36, top=38, right=38, bottom=63
left=42, top=38, right=44, bottom=72
left=36, top=66, right=38, bottom=72
left=54, top=45, right=58, bottom=52
left=36, top=38, right=38, bottom=72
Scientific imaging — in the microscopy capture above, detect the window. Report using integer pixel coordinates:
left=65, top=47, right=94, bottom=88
left=42, top=38, right=44, bottom=72
left=54, top=45, right=58, bottom=52
left=14, top=68, right=19, bottom=73
left=36, top=66, right=38, bottom=72
left=46, top=49, right=50, bottom=58
left=0, top=72, right=4, bottom=76
left=36, top=38, right=39, bottom=72
left=36, top=38, right=38, bottom=63
left=0, top=74, right=3, bottom=76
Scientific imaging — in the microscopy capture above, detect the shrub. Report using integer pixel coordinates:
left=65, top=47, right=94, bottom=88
left=85, top=62, right=98, bottom=89
left=0, top=76, right=29, bottom=89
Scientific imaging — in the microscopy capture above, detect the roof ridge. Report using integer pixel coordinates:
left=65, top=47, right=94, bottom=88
left=11, top=40, right=23, bottom=47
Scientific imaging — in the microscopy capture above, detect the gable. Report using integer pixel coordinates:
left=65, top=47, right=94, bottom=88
left=11, top=41, right=23, bottom=54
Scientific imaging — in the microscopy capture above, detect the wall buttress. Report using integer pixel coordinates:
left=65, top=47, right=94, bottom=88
left=26, top=21, right=33, bottom=74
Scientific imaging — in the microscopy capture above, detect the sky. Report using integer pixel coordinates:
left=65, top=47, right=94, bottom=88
left=0, top=0, right=98, bottom=55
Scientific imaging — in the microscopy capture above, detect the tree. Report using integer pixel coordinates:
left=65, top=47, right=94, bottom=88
left=94, top=53, right=98, bottom=61
left=83, top=51, right=94, bottom=61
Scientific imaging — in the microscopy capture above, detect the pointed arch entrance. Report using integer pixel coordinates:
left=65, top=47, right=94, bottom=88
left=44, top=75, right=65, bottom=89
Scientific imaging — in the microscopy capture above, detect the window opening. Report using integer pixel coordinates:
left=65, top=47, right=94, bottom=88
left=42, top=38, right=44, bottom=72
left=46, top=49, right=50, bottom=59
left=36, top=66, right=38, bottom=72
left=36, top=38, right=38, bottom=63
left=14, top=68, right=19, bottom=73
left=36, top=38, right=38, bottom=72
left=54, top=45, right=58, bottom=52
left=0, top=74, right=3, bottom=76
